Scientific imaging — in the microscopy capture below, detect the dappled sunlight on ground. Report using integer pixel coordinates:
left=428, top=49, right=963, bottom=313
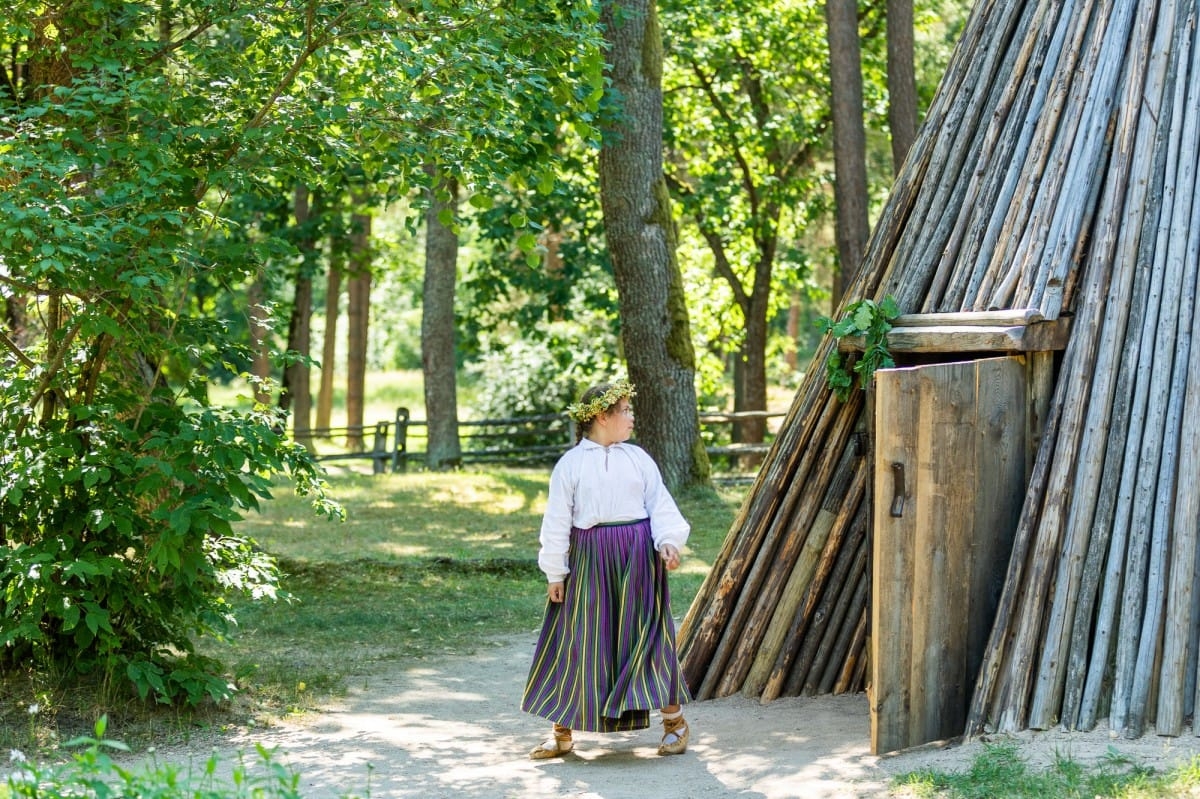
left=135, top=636, right=892, bottom=799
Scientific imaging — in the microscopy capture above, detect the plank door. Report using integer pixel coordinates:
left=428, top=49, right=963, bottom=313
left=870, top=356, right=1028, bottom=754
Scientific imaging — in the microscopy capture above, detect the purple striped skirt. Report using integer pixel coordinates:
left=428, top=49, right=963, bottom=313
left=522, top=518, right=690, bottom=732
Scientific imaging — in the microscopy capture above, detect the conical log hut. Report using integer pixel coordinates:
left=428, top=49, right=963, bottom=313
left=677, top=0, right=1200, bottom=749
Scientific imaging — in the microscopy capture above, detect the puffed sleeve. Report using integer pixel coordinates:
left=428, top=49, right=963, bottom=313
left=537, top=454, right=576, bottom=582
left=634, top=446, right=690, bottom=552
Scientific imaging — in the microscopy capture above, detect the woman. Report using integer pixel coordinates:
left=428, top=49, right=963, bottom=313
left=522, top=380, right=692, bottom=759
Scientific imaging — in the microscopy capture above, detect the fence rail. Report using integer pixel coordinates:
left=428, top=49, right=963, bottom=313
left=296, top=408, right=787, bottom=474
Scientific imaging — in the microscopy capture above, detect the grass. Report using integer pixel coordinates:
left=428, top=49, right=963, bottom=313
left=893, top=741, right=1200, bottom=798
left=198, top=467, right=746, bottom=721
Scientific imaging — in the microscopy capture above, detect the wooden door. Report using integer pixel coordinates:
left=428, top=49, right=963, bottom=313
left=870, top=356, right=1028, bottom=754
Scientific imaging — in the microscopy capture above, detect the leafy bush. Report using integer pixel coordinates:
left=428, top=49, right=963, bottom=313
left=0, top=368, right=337, bottom=704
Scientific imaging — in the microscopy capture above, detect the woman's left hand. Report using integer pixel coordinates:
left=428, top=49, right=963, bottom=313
left=660, top=544, right=681, bottom=571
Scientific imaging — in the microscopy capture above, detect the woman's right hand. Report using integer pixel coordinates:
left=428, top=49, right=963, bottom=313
left=548, top=581, right=565, bottom=603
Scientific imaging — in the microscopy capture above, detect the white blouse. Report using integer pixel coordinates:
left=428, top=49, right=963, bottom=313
left=537, top=439, right=691, bottom=582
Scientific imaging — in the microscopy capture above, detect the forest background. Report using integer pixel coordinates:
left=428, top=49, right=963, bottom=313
left=0, top=0, right=966, bottom=720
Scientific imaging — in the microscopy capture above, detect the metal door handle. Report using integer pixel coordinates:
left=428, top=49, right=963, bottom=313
left=890, top=462, right=905, bottom=517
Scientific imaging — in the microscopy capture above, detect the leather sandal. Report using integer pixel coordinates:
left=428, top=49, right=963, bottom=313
left=658, top=715, right=690, bottom=756
left=529, top=723, right=574, bottom=760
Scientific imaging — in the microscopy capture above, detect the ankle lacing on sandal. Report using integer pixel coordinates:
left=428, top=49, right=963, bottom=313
left=658, top=714, right=690, bottom=756
left=529, top=723, right=574, bottom=760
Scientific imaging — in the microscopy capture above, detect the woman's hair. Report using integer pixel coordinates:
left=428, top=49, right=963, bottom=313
left=569, top=380, right=635, bottom=443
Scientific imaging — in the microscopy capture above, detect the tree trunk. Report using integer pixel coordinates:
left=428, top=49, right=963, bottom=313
left=598, top=0, right=709, bottom=491
left=887, top=0, right=919, bottom=175
left=247, top=274, right=273, bottom=406
left=422, top=168, right=462, bottom=469
left=281, top=185, right=314, bottom=449
left=826, top=0, right=870, bottom=303
left=316, top=228, right=344, bottom=435
left=345, top=200, right=371, bottom=452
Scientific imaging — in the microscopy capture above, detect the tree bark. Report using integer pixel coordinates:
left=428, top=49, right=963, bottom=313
left=316, top=227, right=344, bottom=435
left=247, top=273, right=273, bottom=407
left=281, top=184, right=314, bottom=449
left=826, top=0, right=870, bottom=303
left=887, top=0, right=919, bottom=175
left=422, top=168, right=462, bottom=469
left=345, top=199, right=371, bottom=452
left=598, top=0, right=709, bottom=491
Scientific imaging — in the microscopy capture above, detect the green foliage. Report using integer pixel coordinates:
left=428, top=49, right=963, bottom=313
left=0, top=0, right=604, bottom=705
left=465, top=322, right=621, bottom=421
left=818, top=296, right=901, bottom=401
left=892, top=741, right=1187, bottom=798
left=0, top=368, right=336, bottom=704
left=4, top=715, right=318, bottom=799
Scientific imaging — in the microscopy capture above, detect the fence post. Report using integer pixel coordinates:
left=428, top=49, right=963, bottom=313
left=371, top=421, right=389, bottom=474
left=393, top=407, right=410, bottom=473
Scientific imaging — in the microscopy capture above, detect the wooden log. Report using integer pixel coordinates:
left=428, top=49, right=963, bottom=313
left=709, top=402, right=865, bottom=698
left=1025, top=6, right=1158, bottom=725
left=761, top=499, right=869, bottom=702
left=677, top=353, right=842, bottom=691
left=1172, top=27, right=1200, bottom=736
left=1052, top=10, right=1167, bottom=727
left=834, top=607, right=869, bottom=695
left=981, top=0, right=1093, bottom=310
left=786, top=535, right=867, bottom=697
left=1144, top=23, right=1200, bottom=736
left=902, top=0, right=1050, bottom=311
left=933, top=0, right=1062, bottom=310
left=691, top=389, right=852, bottom=699
left=1073, top=22, right=1178, bottom=727
left=741, top=461, right=867, bottom=698
left=815, top=563, right=870, bottom=695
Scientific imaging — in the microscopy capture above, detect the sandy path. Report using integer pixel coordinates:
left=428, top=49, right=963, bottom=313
left=137, top=634, right=1200, bottom=798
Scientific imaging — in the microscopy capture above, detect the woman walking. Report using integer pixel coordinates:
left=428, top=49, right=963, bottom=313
left=522, top=380, right=692, bottom=759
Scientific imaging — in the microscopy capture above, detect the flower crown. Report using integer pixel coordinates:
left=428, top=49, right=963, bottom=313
left=566, top=380, right=636, bottom=424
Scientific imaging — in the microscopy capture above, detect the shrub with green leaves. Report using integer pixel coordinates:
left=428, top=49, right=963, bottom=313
left=818, top=296, right=901, bottom=401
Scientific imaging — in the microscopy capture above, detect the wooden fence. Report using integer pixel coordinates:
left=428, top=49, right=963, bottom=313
left=295, top=408, right=786, bottom=476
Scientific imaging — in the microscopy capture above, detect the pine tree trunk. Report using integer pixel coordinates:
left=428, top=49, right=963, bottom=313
left=345, top=202, right=371, bottom=452
left=887, top=0, right=919, bottom=174
left=598, top=0, right=709, bottom=491
left=422, top=169, right=462, bottom=469
left=826, top=0, right=870, bottom=302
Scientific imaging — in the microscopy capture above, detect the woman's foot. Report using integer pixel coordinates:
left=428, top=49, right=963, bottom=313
left=529, top=723, right=574, bottom=760
left=658, top=713, right=690, bottom=756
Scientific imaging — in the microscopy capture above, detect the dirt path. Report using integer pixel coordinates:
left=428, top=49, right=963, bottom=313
left=140, top=635, right=1200, bottom=798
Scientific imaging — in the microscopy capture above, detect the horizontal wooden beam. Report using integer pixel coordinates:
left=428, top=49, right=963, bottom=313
left=840, top=316, right=1071, bottom=353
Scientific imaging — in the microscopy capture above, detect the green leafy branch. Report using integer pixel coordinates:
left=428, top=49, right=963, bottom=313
left=817, top=295, right=901, bottom=401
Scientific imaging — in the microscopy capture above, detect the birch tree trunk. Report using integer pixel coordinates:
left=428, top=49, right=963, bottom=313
left=598, top=0, right=709, bottom=490
left=281, top=184, right=314, bottom=449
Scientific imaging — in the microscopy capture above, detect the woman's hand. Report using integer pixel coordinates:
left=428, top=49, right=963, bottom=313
left=548, top=581, right=565, bottom=603
left=660, top=544, right=681, bottom=571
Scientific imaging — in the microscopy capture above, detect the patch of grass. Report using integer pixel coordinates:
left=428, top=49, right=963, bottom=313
left=201, top=468, right=746, bottom=721
left=892, top=741, right=1200, bottom=798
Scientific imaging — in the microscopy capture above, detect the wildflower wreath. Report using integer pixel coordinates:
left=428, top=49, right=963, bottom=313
left=566, top=380, right=636, bottom=424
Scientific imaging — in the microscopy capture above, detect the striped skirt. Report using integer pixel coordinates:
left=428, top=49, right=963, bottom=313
left=522, top=519, right=690, bottom=732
